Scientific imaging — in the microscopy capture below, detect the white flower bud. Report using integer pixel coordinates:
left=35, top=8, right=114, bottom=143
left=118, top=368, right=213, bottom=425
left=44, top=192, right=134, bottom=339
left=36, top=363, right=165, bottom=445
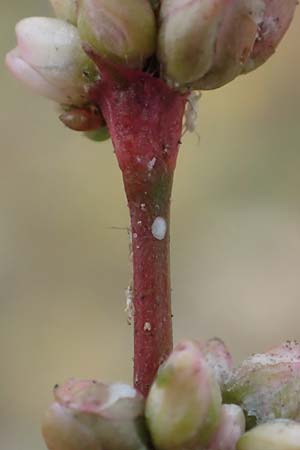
left=5, top=48, right=76, bottom=104
left=16, top=17, right=92, bottom=90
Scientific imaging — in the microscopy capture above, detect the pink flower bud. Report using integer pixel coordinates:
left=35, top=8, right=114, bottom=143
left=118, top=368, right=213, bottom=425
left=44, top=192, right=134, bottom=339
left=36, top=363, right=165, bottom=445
left=243, top=0, right=298, bottom=73
left=5, top=49, right=75, bottom=104
left=145, top=340, right=222, bottom=450
left=158, top=0, right=297, bottom=90
left=199, top=338, right=234, bottom=388
left=42, top=379, right=149, bottom=450
left=223, top=341, right=300, bottom=426
left=6, top=17, right=96, bottom=105
left=206, top=404, right=246, bottom=450
left=237, top=419, right=300, bottom=450
left=77, top=0, right=156, bottom=69
left=49, top=0, right=78, bottom=25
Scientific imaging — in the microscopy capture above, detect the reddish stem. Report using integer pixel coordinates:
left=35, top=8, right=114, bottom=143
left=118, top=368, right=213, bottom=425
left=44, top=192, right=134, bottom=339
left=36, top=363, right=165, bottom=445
left=126, top=171, right=173, bottom=395
left=87, top=52, right=187, bottom=396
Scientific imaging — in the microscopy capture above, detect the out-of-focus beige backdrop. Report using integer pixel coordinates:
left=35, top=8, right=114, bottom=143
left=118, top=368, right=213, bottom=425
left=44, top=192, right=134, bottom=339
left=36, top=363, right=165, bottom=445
left=0, top=2, right=300, bottom=449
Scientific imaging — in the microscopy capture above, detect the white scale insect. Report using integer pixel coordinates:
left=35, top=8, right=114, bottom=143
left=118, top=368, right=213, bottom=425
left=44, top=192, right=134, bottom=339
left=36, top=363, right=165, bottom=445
left=183, top=91, right=202, bottom=136
left=125, top=284, right=134, bottom=325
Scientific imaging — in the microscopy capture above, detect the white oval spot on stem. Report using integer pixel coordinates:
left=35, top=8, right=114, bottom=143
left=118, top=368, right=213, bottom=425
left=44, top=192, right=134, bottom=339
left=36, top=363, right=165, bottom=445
left=151, top=216, right=167, bottom=240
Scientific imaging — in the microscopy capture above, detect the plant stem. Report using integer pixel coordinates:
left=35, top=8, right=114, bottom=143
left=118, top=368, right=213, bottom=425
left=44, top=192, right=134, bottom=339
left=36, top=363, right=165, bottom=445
left=88, top=53, right=187, bottom=396
left=124, top=169, right=174, bottom=396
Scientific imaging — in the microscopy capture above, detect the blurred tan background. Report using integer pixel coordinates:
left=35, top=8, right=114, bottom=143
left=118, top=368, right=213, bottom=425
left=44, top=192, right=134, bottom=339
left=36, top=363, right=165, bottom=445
left=0, top=2, right=300, bottom=449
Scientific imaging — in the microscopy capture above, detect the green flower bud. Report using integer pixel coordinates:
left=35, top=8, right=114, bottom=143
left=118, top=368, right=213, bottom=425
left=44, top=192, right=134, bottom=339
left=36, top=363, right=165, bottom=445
left=237, top=420, right=300, bottom=450
left=42, top=379, right=149, bottom=450
left=158, top=0, right=228, bottom=88
left=77, top=0, right=156, bottom=69
left=84, top=127, right=110, bottom=142
left=145, top=340, right=222, bottom=450
left=223, top=341, right=300, bottom=427
left=158, top=0, right=297, bottom=90
left=49, top=0, right=78, bottom=25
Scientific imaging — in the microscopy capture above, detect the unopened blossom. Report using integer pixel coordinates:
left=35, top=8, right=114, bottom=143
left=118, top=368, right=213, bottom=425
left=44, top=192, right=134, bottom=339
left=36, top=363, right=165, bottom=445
left=158, top=0, right=297, bottom=90
left=84, top=127, right=110, bottom=142
left=42, top=379, right=149, bottom=450
left=223, top=341, right=300, bottom=426
left=59, top=105, right=105, bottom=131
left=237, top=420, right=300, bottom=450
left=77, top=0, right=156, bottom=69
left=145, top=340, right=222, bottom=450
left=6, top=17, right=96, bottom=105
left=206, top=404, right=245, bottom=450
left=6, top=0, right=297, bottom=106
left=49, top=0, right=78, bottom=25
left=199, top=338, right=233, bottom=388
left=243, top=0, right=298, bottom=72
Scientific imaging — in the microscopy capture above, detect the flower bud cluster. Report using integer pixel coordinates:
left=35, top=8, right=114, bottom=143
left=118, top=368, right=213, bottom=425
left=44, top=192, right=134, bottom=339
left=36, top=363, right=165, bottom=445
left=6, top=0, right=297, bottom=109
left=5, top=0, right=156, bottom=140
left=42, top=340, right=300, bottom=450
left=42, top=339, right=242, bottom=450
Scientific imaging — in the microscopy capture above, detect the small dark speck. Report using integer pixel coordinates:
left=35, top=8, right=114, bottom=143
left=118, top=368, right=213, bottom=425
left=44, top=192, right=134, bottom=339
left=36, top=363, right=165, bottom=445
left=54, top=384, right=59, bottom=389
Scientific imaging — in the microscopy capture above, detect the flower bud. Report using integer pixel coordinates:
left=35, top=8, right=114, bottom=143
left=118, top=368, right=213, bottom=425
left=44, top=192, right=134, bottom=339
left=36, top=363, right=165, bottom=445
left=223, top=341, right=300, bottom=426
left=59, top=105, right=105, bottom=131
left=237, top=420, right=300, bottom=450
left=6, top=17, right=96, bottom=105
left=49, top=0, right=78, bottom=25
left=200, top=338, right=233, bottom=388
left=145, top=340, right=222, bottom=450
left=84, top=127, right=110, bottom=142
left=42, top=379, right=149, bottom=450
left=206, top=404, right=245, bottom=450
left=77, top=0, right=156, bottom=69
left=243, top=0, right=298, bottom=73
left=158, top=0, right=226, bottom=88
left=5, top=49, right=75, bottom=104
left=158, top=0, right=297, bottom=90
